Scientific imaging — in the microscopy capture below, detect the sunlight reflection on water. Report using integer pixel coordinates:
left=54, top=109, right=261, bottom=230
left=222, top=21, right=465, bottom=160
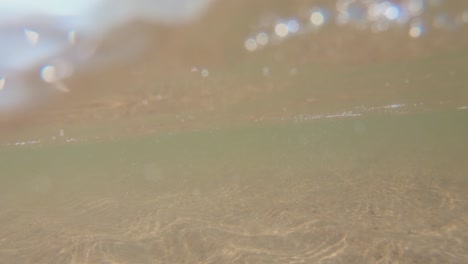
left=0, top=0, right=212, bottom=114
left=244, top=0, right=467, bottom=51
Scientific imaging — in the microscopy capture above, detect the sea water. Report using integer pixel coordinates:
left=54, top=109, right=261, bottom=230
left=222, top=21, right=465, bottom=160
left=0, top=1, right=467, bottom=263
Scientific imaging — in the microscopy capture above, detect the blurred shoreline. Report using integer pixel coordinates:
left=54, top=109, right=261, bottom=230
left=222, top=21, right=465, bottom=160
left=1, top=0, right=468, bottom=144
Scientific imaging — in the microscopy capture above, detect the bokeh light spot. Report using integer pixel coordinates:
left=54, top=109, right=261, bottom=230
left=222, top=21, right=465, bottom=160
left=310, top=10, right=325, bottom=26
left=40, top=65, right=58, bottom=83
left=409, top=24, right=423, bottom=38
left=274, top=22, right=289, bottom=37
left=385, top=6, right=400, bottom=20
left=256, top=32, right=269, bottom=46
left=405, top=0, right=425, bottom=17
left=244, top=38, right=257, bottom=51
left=287, top=19, right=300, bottom=33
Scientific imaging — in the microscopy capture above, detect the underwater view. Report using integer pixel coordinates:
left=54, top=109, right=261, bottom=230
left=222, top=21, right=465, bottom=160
left=0, top=0, right=467, bottom=263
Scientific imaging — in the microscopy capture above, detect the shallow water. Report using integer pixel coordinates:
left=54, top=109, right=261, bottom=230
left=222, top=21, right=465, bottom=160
left=1, top=1, right=468, bottom=263
left=1, top=111, right=467, bottom=263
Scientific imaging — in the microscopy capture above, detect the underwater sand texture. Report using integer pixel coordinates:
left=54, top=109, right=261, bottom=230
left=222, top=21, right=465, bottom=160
left=1, top=113, right=467, bottom=263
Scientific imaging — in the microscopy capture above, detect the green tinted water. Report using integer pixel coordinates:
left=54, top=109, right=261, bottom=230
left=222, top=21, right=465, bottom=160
left=1, top=110, right=466, bottom=263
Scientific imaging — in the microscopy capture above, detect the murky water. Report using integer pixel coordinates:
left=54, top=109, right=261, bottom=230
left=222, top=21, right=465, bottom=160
left=1, top=1, right=468, bottom=263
